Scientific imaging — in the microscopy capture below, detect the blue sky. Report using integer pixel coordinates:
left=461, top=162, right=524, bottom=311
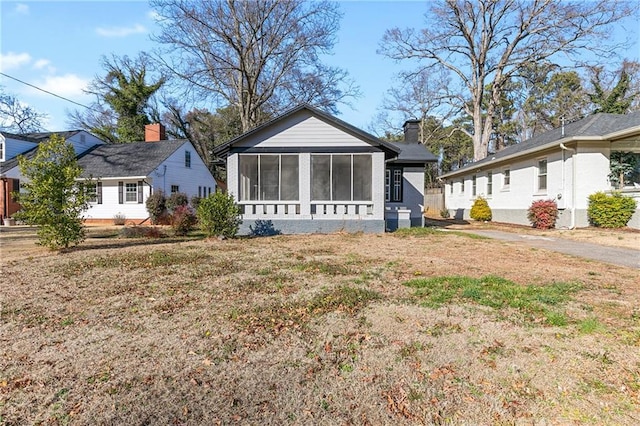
left=1, top=1, right=639, bottom=135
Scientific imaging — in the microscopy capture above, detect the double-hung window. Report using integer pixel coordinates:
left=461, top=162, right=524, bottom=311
left=472, top=175, right=477, bottom=197
left=125, top=183, right=138, bottom=202
left=487, top=172, right=493, bottom=196
left=385, top=167, right=403, bottom=202
left=503, top=168, right=511, bottom=190
left=239, top=154, right=299, bottom=201
left=311, top=154, right=372, bottom=201
left=537, top=159, right=547, bottom=192
left=185, top=151, right=191, bottom=168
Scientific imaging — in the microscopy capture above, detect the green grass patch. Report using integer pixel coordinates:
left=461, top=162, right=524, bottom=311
left=578, top=317, right=606, bottom=334
left=404, top=275, right=581, bottom=326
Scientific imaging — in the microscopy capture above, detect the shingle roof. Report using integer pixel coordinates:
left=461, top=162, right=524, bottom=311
left=214, top=103, right=400, bottom=158
left=387, top=141, right=438, bottom=164
left=440, top=111, right=640, bottom=178
left=77, top=140, right=188, bottom=178
left=0, top=146, right=37, bottom=174
left=21, top=130, right=83, bottom=141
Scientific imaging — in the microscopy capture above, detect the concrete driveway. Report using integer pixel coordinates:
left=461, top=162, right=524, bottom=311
left=449, top=229, right=640, bottom=269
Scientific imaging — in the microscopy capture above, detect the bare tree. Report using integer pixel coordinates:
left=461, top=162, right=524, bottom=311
left=150, top=0, right=358, bottom=132
left=379, top=0, right=636, bottom=161
left=0, top=87, right=47, bottom=133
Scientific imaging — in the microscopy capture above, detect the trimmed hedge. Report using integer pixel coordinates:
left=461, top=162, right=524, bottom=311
left=470, top=196, right=492, bottom=221
left=527, top=199, right=558, bottom=229
left=587, top=191, right=637, bottom=228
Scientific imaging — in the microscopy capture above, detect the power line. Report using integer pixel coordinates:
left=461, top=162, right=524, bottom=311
left=0, top=71, right=102, bottom=114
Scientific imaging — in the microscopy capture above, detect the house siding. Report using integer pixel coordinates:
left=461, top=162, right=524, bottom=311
left=386, top=166, right=425, bottom=226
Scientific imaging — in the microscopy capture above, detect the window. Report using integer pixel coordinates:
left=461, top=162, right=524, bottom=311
left=385, top=167, right=403, bottom=202
left=311, top=154, right=372, bottom=201
left=239, top=154, right=299, bottom=201
left=472, top=175, right=477, bottom=196
left=126, top=183, right=138, bottom=202
left=171, top=185, right=179, bottom=193
left=11, top=179, right=20, bottom=202
left=0, top=140, right=4, bottom=161
left=503, top=168, right=511, bottom=189
left=537, top=159, right=547, bottom=191
left=487, top=172, right=493, bottom=196
left=85, top=182, right=103, bottom=204
left=460, top=178, right=464, bottom=194
left=450, top=181, right=453, bottom=194
left=185, top=151, right=191, bottom=168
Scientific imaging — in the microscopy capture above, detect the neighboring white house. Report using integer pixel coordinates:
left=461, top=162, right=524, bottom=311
left=2, top=125, right=216, bottom=225
left=1, top=130, right=105, bottom=221
left=440, top=112, right=640, bottom=229
left=77, top=124, right=216, bottom=224
left=214, top=104, right=436, bottom=234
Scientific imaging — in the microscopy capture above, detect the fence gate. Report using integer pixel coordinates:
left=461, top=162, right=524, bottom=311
left=423, top=186, right=444, bottom=217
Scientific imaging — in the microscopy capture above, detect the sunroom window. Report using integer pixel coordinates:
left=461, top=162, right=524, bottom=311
left=239, top=154, right=299, bottom=201
left=311, top=154, right=372, bottom=201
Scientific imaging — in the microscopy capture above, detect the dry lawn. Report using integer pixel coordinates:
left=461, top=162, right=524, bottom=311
left=1, top=227, right=639, bottom=425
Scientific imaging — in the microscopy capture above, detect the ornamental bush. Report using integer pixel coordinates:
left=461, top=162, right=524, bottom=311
left=197, top=192, right=242, bottom=238
left=145, top=191, right=167, bottom=224
left=171, top=205, right=197, bottom=236
left=470, top=196, right=492, bottom=221
left=527, top=199, right=559, bottom=229
left=587, top=191, right=637, bottom=228
left=166, top=192, right=189, bottom=213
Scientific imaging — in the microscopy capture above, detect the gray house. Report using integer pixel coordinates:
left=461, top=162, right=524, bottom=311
left=214, top=104, right=436, bottom=234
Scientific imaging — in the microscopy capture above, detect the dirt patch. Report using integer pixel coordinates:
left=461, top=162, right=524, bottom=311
left=1, top=230, right=639, bottom=424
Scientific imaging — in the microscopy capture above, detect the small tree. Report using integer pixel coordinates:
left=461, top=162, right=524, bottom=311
left=15, top=134, right=89, bottom=249
left=166, top=191, right=189, bottom=214
left=197, top=192, right=242, bottom=238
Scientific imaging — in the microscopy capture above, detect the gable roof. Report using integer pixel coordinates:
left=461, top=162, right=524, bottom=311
left=0, top=146, right=38, bottom=174
left=77, top=140, right=188, bottom=178
left=214, top=103, right=400, bottom=158
left=387, top=141, right=438, bottom=164
left=440, top=111, right=640, bottom=178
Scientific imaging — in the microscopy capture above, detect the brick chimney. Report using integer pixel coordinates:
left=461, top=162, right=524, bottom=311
left=403, top=119, right=421, bottom=144
left=145, top=123, right=166, bottom=142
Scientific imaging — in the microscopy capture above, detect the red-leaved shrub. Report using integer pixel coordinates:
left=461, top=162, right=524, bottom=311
left=527, top=199, right=559, bottom=229
left=171, top=205, right=197, bottom=236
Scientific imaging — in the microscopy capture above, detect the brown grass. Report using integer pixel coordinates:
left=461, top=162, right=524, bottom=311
left=1, top=229, right=639, bottom=425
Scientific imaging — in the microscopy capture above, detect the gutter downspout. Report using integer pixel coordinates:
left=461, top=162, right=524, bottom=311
left=560, top=143, right=576, bottom=229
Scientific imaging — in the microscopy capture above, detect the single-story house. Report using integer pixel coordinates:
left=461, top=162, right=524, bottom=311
left=77, top=124, right=217, bottom=224
left=1, top=124, right=216, bottom=225
left=439, top=112, right=640, bottom=229
left=1, top=130, right=105, bottom=221
left=214, top=104, right=436, bottom=234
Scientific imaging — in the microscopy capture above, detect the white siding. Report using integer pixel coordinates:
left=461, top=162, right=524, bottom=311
left=66, top=131, right=105, bottom=155
left=2, top=137, right=38, bottom=161
left=84, top=180, right=150, bottom=221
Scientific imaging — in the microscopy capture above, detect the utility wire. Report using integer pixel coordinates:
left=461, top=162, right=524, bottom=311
left=0, top=71, right=102, bottom=114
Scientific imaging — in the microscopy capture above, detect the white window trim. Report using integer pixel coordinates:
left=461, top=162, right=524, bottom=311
left=125, top=183, right=138, bottom=203
left=502, top=167, right=511, bottom=192
left=535, top=157, right=548, bottom=194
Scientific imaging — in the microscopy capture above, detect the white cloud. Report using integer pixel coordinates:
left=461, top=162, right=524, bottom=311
left=96, top=23, right=146, bottom=38
left=15, top=3, right=29, bottom=15
left=0, top=51, right=32, bottom=71
left=32, top=74, right=89, bottom=98
left=33, top=59, right=55, bottom=73
left=147, top=10, right=161, bottom=21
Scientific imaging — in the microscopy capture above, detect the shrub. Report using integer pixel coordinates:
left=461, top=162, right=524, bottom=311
left=166, top=192, right=189, bottom=213
left=588, top=191, right=637, bottom=228
left=440, top=208, right=451, bottom=219
left=171, top=205, right=197, bottom=236
left=190, top=195, right=202, bottom=210
left=470, top=196, right=492, bottom=221
left=113, top=213, right=126, bottom=226
left=527, top=199, right=558, bottom=229
left=197, top=192, right=242, bottom=238
left=146, top=191, right=167, bottom=224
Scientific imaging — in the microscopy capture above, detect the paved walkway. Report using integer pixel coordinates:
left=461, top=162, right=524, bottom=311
left=449, top=229, right=640, bottom=269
